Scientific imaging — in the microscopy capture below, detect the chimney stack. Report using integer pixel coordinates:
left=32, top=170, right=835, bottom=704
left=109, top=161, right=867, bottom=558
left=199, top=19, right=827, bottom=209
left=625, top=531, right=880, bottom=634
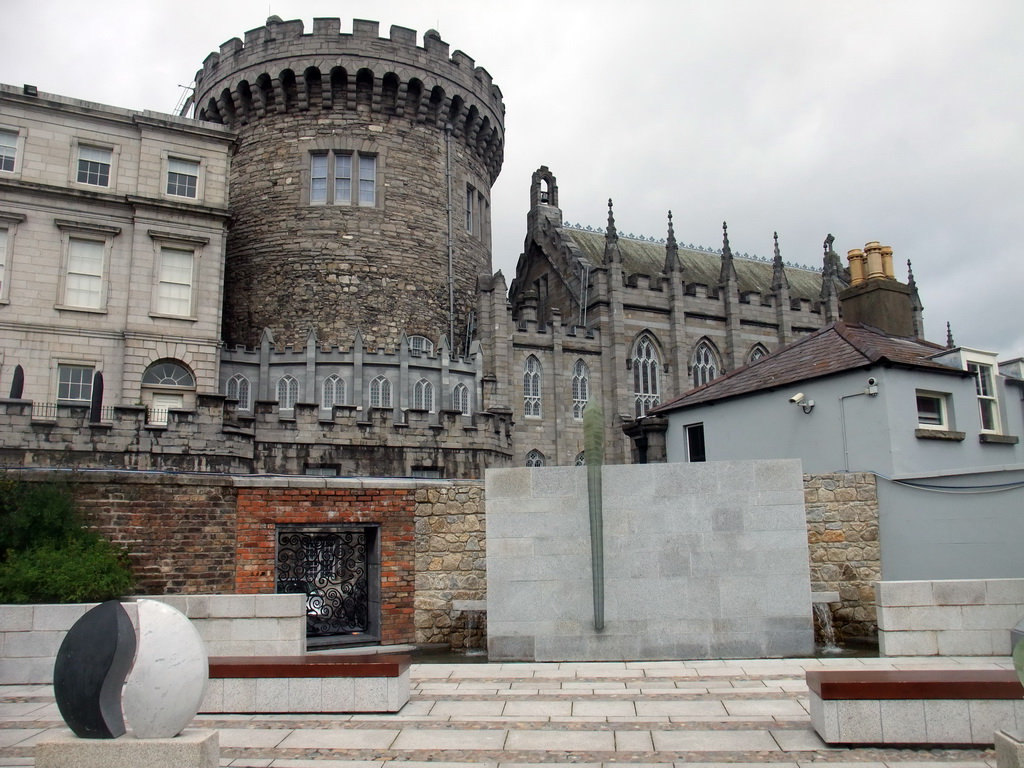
left=839, top=241, right=916, bottom=337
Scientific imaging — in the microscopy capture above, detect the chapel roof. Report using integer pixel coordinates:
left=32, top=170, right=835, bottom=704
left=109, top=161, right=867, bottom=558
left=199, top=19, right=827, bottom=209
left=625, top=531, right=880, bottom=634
left=652, top=321, right=965, bottom=413
left=562, top=227, right=826, bottom=301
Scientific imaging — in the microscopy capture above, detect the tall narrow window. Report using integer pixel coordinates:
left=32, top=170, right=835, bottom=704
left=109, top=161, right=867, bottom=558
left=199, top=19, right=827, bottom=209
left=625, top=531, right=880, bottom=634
left=692, top=341, right=719, bottom=388
left=77, top=145, right=112, bottom=187
left=322, top=374, right=345, bottom=409
left=369, top=375, right=392, bottom=408
left=413, top=378, right=434, bottom=411
left=466, top=185, right=475, bottom=233
left=0, top=229, right=7, bottom=295
left=58, top=364, right=94, bottom=403
left=310, top=154, right=328, bottom=203
left=226, top=374, right=251, bottom=411
left=632, top=334, right=660, bottom=418
left=967, top=361, right=999, bottom=432
left=686, top=423, right=707, bottom=462
left=64, top=238, right=104, bottom=308
left=452, top=382, right=470, bottom=415
left=526, top=449, right=545, bottom=468
left=524, top=355, right=541, bottom=417
left=166, top=158, right=199, bottom=198
left=334, top=154, right=352, bottom=204
left=276, top=375, right=298, bottom=411
left=358, top=155, right=376, bottom=206
left=156, top=247, right=193, bottom=316
left=572, top=359, right=590, bottom=420
left=0, top=130, right=17, bottom=173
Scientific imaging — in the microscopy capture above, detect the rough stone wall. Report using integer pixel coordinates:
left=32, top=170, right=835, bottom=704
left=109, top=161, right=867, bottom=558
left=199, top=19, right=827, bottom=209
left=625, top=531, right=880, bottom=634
left=804, top=472, right=880, bottom=639
left=413, top=482, right=486, bottom=650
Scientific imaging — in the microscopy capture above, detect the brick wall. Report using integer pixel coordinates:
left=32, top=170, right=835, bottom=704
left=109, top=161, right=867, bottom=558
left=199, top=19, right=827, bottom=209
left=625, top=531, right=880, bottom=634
left=804, top=472, right=880, bottom=639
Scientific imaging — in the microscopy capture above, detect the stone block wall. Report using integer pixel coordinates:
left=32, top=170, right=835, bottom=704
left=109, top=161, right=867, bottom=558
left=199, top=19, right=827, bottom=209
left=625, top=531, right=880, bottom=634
left=413, top=483, right=486, bottom=650
left=876, top=578, right=1024, bottom=656
left=804, top=472, right=880, bottom=639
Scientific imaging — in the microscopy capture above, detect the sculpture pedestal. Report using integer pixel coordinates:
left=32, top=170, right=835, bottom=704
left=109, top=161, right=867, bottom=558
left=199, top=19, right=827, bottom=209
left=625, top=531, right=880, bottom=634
left=35, top=728, right=217, bottom=768
left=996, top=731, right=1024, bottom=768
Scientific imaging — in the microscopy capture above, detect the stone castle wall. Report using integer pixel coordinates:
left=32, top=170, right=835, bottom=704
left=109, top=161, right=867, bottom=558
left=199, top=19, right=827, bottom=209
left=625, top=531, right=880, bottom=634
left=804, top=472, right=880, bottom=639
left=192, top=17, right=504, bottom=351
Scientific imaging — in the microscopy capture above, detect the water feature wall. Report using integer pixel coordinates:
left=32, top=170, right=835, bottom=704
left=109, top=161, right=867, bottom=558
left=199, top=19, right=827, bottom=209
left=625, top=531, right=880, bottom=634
left=485, top=461, right=814, bottom=661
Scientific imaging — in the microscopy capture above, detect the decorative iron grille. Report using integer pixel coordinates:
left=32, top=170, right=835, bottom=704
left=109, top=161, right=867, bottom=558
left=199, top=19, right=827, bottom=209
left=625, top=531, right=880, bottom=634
left=276, top=529, right=370, bottom=637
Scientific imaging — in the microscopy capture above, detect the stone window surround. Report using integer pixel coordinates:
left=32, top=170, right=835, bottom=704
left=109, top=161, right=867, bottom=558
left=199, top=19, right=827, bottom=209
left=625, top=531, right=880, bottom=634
left=301, top=136, right=386, bottom=208
left=147, top=229, right=209, bottom=321
left=226, top=373, right=252, bottom=411
left=523, top=354, right=541, bottom=418
left=690, top=338, right=721, bottom=388
left=69, top=137, right=120, bottom=191
left=572, top=358, right=589, bottom=420
left=321, top=374, right=346, bottom=410
left=631, top=332, right=662, bottom=418
left=54, top=219, right=121, bottom=314
left=412, top=377, right=434, bottom=412
left=0, top=124, right=26, bottom=178
left=163, top=152, right=205, bottom=202
left=54, top=358, right=98, bottom=404
left=0, top=211, right=26, bottom=304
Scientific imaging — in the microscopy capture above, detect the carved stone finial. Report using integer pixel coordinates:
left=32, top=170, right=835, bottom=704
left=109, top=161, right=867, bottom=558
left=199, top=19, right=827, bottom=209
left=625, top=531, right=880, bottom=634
left=824, top=233, right=835, bottom=255
left=722, top=222, right=731, bottom=255
left=773, top=231, right=781, bottom=261
left=667, top=211, right=676, bottom=245
left=907, top=259, right=917, bottom=287
left=946, top=321, right=955, bottom=349
left=606, top=198, right=617, bottom=238
left=664, top=210, right=680, bottom=274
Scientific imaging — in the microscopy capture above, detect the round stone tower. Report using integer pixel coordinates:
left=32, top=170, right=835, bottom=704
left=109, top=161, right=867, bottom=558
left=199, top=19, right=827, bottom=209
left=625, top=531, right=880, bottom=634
left=192, top=17, right=504, bottom=350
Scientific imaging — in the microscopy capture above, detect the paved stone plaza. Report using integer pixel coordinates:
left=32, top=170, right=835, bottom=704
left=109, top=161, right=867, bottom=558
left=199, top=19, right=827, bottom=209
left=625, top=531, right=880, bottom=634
left=0, top=656, right=1012, bottom=766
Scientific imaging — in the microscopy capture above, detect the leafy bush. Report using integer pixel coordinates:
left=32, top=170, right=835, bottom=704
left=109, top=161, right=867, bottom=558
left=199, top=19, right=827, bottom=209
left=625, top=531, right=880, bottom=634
left=0, top=535, right=134, bottom=604
left=0, top=475, right=134, bottom=603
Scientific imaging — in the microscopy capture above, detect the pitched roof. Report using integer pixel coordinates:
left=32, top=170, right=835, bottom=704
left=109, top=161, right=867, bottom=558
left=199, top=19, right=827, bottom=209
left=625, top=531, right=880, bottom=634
left=563, top=227, right=825, bottom=301
left=652, top=322, right=966, bottom=413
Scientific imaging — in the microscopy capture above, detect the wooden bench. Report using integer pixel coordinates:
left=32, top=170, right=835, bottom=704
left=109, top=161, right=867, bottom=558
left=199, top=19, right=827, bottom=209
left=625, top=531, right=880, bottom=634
left=807, top=668, right=1023, bottom=745
left=201, top=653, right=411, bottom=714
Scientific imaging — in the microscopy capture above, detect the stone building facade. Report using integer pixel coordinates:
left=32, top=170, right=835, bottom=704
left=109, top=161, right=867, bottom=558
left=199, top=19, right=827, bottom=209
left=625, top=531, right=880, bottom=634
left=0, top=83, right=233, bottom=421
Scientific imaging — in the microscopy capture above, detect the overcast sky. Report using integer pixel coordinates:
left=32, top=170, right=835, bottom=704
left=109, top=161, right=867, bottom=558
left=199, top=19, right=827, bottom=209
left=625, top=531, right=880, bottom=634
left=3, top=1, right=1022, bottom=358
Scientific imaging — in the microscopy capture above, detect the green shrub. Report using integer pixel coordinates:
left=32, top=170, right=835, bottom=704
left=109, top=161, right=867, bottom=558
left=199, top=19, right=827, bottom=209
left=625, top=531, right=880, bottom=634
left=0, top=535, right=135, bottom=604
left=0, top=474, right=134, bottom=603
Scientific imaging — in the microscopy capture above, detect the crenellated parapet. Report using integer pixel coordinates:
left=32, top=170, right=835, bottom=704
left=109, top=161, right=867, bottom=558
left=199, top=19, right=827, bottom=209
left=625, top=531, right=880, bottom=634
left=192, top=17, right=505, bottom=182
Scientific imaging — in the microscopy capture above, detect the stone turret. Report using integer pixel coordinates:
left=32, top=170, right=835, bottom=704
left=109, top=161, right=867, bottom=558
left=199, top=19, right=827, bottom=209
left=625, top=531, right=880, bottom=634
left=192, top=17, right=505, bottom=351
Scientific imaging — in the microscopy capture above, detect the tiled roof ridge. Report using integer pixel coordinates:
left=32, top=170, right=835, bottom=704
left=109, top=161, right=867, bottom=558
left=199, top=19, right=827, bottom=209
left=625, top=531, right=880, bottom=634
left=561, top=221, right=823, bottom=273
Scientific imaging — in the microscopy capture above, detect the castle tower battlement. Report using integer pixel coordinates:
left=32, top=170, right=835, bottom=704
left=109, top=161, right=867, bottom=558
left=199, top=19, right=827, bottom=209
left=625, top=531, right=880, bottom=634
left=191, top=17, right=505, bottom=353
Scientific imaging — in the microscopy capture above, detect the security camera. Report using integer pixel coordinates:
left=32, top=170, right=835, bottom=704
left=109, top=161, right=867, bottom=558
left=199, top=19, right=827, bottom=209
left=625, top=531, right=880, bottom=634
left=867, top=377, right=877, bottom=386
left=789, top=392, right=805, bottom=404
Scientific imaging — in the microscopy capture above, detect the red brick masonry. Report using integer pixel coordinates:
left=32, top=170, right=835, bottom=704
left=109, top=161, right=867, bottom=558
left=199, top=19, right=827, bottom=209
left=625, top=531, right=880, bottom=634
left=806, top=669, right=1023, bottom=700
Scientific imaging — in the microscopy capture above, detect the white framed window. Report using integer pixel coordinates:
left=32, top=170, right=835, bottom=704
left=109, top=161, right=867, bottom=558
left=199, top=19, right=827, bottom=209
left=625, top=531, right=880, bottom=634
left=967, top=361, right=1000, bottom=432
left=0, top=228, right=7, bottom=299
left=692, top=340, right=719, bottom=388
left=572, top=359, right=590, bottom=420
left=0, top=129, right=17, bottom=173
left=526, top=449, right=545, bottom=468
left=64, top=238, right=105, bottom=309
left=524, top=355, right=541, bottom=417
left=166, top=158, right=199, bottom=198
left=916, top=390, right=949, bottom=430
left=409, top=335, right=434, bottom=356
left=369, top=375, right=392, bottom=408
left=322, top=374, right=346, bottom=409
left=633, top=334, right=660, bottom=417
left=452, top=382, right=470, bottom=415
left=276, top=375, right=298, bottom=411
left=77, top=145, right=112, bottom=187
left=686, top=423, right=707, bottom=462
left=155, top=247, right=194, bottom=317
left=142, top=360, right=194, bottom=388
left=413, top=378, right=434, bottom=412
left=57, top=364, right=94, bottom=403
left=0, top=213, right=24, bottom=303
left=309, top=151, right=376, bottom=206
left=226, top=374, right=251, bottom=411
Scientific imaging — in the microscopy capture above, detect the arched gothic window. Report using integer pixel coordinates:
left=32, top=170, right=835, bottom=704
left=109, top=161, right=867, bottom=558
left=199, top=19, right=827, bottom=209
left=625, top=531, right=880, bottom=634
left=632, top=334, right=660, bottom=418
left=322, top=374, right=345, bottom=409
left=226, top=374, right=251, bottom=411
left=452, top=382, right=470, bottom=415
left=526, top=449, right=545, bottom=467
left=575, top=451, right=586, bottom=466
left=523, top=355, right=541, bottom=417
left=572, top=359, right=590, bottom=420
left=413, top=378, right=434, bottom=411
left=276, top=375, right=298, bottom=411
left=748, top=344, right=769, bottom=364
left=369, top=375, right=392, bottom=408
left=692, top=341, right=720, bottom=388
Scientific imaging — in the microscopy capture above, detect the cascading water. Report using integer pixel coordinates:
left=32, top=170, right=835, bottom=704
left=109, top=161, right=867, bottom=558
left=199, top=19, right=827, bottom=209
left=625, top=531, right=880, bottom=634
left=463, top=609, right=487, bottom=656
left=813, top=602, right=842, bottom=654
